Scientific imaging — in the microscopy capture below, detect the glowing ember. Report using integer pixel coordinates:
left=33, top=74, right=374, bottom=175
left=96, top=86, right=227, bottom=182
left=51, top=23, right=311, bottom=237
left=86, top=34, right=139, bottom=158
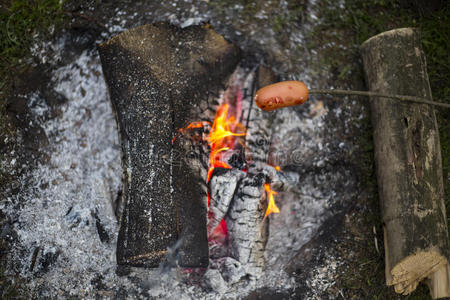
left=264, top=183, right=280, bottom=217
left=172, top=121, right=211, bottom=144
left=185, top=121, right=210, bottom=129
left=215, top=218, right=228, bottom=236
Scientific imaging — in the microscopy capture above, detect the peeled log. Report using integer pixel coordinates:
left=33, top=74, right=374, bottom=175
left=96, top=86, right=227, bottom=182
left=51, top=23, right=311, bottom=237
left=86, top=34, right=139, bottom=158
left=361, top=28, right=449, bottom=298
left=98, top=23, right=240, bottom=267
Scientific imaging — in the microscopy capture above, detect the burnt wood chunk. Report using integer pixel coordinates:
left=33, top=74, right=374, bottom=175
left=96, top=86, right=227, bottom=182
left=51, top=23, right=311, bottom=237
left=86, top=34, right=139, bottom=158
left=98, top=23, right=241, bottom=267
left=208, top=168, right=245, bottom=236
left=361, top=28, right=449, bottom=298
left=226, top=174, right=268, bottom=275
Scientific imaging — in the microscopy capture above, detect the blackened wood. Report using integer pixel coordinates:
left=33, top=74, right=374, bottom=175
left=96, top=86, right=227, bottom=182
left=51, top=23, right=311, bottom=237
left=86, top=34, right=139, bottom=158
left=361, top=28, right=449, bottom=297
left=99, top=23, right=241, bottom=267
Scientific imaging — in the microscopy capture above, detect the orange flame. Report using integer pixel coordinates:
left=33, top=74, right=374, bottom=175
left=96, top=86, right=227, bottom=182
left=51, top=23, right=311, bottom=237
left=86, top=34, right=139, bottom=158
left=175, top=104, right=245, bottom=185
left=185, top=121, right=210, bottom=130
left=264, top=183, right=280, bottom=217
left=206, top=104, right=246, bottom=183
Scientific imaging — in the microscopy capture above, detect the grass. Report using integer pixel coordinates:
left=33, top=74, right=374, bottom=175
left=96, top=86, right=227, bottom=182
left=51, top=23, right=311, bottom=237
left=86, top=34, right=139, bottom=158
left=0, top=0, right=65, bottom=149
left=0, top=0, right=66, bottom=163
left=0, top=0, right=65, bottom=190
left=0, top=0, right=65, bottom=84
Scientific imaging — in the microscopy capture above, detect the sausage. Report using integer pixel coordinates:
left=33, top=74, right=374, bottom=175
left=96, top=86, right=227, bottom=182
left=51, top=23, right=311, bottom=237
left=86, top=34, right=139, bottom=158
left=254, top=81, right=309, bottom=111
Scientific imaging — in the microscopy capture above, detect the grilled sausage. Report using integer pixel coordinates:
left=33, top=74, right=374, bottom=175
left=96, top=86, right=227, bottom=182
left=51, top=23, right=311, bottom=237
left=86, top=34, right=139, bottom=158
left=254, top=81, right=308, bottom=111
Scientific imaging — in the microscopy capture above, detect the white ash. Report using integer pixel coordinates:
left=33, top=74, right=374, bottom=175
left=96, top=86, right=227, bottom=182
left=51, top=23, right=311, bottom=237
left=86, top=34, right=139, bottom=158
left=4, top=50, right=121, bottom=296
left=304, top=256, right=343, bottom=299
left=30, top=35, right=67, bottom=65
left=264, top=104, right=336, bottom=268
left=3, top=48, right=299, bottom=299
left=211, top=257, right=246, bottom=285
left=204, top=269, right=228, bottom=295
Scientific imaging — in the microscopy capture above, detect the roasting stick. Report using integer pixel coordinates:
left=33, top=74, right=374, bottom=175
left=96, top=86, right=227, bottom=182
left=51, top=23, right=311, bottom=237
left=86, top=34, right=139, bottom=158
left=309, top=89, right=450, bottom=108
left=254, top=81, right=450, bottom=110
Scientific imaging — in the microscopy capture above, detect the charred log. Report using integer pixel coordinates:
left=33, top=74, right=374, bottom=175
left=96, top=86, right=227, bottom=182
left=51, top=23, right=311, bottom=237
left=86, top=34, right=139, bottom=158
left=263, top=165, right=299, bottom=193
left=219, top=66, right=280, bottom=276
left=208, top=168, right=245, bottom=236
left=98, top=22, right=241, bottom=267
left=226, top=174, right=268, bottom=275
left=243, top=67, right=276, bottom=170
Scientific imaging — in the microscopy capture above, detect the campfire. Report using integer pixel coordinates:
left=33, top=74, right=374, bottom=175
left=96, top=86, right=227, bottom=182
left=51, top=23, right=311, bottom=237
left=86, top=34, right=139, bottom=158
left=173, top=66, right=286, bottom=277
left=96, top=23, right=316, bottom=289
left=3, top=9, right=447, bottom=298
left=94, top=21, right=401, bottom=298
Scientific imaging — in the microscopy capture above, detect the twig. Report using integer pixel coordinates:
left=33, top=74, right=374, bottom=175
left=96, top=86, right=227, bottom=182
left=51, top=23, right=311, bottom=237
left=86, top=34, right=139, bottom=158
left=309, top=89, right=450, bottom=108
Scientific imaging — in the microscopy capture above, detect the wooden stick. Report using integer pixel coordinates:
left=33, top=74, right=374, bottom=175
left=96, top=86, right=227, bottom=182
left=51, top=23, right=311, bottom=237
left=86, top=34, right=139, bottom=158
left=309, top=89, right=450, bottom=108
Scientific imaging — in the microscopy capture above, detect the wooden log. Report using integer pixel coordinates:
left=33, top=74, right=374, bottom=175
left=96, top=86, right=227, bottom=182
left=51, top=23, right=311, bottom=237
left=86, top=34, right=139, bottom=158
left=98, top=23, right=241, bottom=267
left=361, top=28, right=449, bottom=298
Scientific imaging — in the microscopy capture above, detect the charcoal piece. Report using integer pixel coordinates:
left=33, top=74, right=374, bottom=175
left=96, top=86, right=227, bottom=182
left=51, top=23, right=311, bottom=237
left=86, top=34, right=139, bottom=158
left=226, top=174, right=268, bottom=276
left=92, top=210, right=110, bottom=244
left=98, top=23, right=241, bottom=267
left=29, top=247, right=40, bottom=272
left=208, top=168, right=245, bottom=236
left=37, top=248, right=60, bottom=274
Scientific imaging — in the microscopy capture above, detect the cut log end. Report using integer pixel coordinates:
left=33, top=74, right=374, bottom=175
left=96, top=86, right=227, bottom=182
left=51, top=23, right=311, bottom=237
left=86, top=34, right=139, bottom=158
left=389, top=249, right=447, bottom=295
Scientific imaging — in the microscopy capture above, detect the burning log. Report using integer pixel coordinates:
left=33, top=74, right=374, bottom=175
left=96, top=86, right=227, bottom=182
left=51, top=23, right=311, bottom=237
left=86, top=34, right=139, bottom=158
left=226, top=174, right=268, bottom=275
left=98, top=23, right=241, bottom=267
left=361, top=28, right=449, bottom=298
left=218, top=66, right=280, bottom=276
left=208, top=168, right=245, bottom=237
